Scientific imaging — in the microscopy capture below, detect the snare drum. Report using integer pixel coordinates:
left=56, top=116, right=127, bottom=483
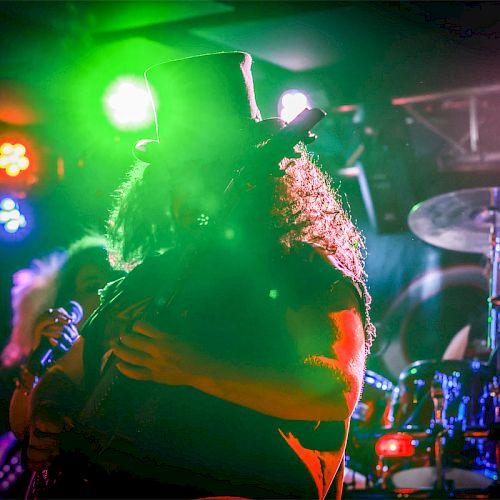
left=376, top=429, right=497, bottom=490
left=378, top=359, right=497, bottom=491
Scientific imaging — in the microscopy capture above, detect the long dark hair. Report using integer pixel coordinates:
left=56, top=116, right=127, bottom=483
left=2, top=234, right=115, bottom=367
left=107, top=160, right=176, bottom=271
left=54, top=234, right=115, bottom=306
left=107, top=148, right=375, bottom=351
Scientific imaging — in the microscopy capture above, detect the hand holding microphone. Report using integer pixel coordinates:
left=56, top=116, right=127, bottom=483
left=19, top=301, right=83, bottom=391
left=34, top=300, right=82, bottom=344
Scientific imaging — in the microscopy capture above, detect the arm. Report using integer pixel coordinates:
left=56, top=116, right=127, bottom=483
left=112, top=279, right=366, bottom=422
left=9, top=310, right=84, bottom=440
left=22, top=338, right=85, bottom=471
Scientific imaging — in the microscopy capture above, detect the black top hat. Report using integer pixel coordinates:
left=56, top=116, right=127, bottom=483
left=134, top=51, right=283, bottom=164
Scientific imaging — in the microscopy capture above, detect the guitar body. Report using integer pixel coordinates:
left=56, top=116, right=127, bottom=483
left=26, top=283, right=158, bottom=499
left=25, top=187, right=348, bottom=500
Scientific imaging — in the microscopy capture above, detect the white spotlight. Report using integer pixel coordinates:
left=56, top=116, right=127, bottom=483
left=279, top=90, right=310, bottom=123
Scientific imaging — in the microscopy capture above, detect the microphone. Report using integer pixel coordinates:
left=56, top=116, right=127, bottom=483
left=25, top=300, right=83, bottom=377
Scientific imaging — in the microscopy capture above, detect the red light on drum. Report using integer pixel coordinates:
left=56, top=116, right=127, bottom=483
left=375, top=433, right=415, bottom=458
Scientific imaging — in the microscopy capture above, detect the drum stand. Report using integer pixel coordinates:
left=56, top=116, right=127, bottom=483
left=488, top=188, right=500, bottom=496
left=488, top=188, right=500, bottom=369
left=406, top=186, right=500, bottom=497
left=431, top=373, right=453, bottom=497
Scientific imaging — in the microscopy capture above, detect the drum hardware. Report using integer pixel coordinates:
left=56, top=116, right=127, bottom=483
left=487, top=188, right=500, bottom=364
left=376, top=359, right=497, bottom=495
left=433, top=425, right=448, bottom=493
left=430, top=374, right=445, bottom=425
left=430, top=375, right=447, bottom=493
left=345, top=370, right=394, bottom=491
left=348, top=187, right=500, bottom=495
left=407, top=186, right=500, bottom=494
left=408, top=186, right=500, bottom=368
left=408, top=187, right=500, bottom=255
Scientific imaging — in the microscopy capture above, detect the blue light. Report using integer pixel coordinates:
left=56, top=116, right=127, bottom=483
left=0, top=196, right=30, bottom=239
left=0, top=197, right=15, bottom=211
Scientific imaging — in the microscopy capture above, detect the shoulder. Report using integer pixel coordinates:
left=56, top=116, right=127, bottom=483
left=284, top=243, right=364, bottom=312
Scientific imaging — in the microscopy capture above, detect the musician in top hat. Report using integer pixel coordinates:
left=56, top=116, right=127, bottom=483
left=25, top=51, right=374, bottom=499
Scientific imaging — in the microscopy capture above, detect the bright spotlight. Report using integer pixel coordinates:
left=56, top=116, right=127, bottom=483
left=0, top=196, right=28, bottom=236
left=0, top=142, right=30, bottom=177
left=279, top=90, right=310, bottom=123
left=103, top=76, right=155, bottom=130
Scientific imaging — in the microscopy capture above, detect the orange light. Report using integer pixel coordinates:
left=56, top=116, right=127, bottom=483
left=375, top=433, right=415, bottom=457
left=0, top=141, right=30, bottom=177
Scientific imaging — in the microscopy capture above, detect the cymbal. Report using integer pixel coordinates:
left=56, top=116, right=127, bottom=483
left=408, top=187, right=500, bottom=254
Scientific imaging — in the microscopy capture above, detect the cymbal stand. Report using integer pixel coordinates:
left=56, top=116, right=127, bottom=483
left=488, top=187, right=500, bottom=490
left=431, top=374, right=450, bottom=496
left=488, top=187, right=500, bottom=366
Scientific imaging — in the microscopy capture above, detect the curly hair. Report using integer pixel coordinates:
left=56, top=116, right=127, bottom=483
left=107, top=160, right=176, bottom=271
left=107, top=147, right=375, bottom=351
left=2, top=234, right=114, bottom=368
left=274, top=148, right=375, bottom=352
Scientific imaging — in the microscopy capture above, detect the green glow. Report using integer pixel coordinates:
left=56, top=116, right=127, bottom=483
left=70, top=37, right=179, bottom=139
left=269, top=289, right=279, bottom=299
left=103, top=76, right=154, bottom=130
left=89, top=2, right=233, bottom=34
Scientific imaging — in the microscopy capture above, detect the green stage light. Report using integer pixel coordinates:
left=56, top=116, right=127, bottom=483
left=103, top=76, right=154, bottom=130
left=66, top=37, right=176, bottom=161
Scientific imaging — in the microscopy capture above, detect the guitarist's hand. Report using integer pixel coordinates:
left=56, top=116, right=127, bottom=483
left=112, top=321, right=201, bottom=386
left=27, top=402, right=72, bottom=471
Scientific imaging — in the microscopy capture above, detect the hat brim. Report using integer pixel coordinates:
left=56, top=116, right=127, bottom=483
left=133, top=117, right=286, bottom=164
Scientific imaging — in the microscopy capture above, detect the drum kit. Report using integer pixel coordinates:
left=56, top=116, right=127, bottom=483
left=345, top=187, right=500, bottom=499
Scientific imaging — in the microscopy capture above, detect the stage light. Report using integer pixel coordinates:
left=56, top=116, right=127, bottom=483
left=0, top=197, right=15, bottom=211
left=0, top=196, right=28, bottom=235
left=0, top=142, right=30, bottom=177
left=279, top=90, right=310, bottom=123
left=103, top=76, right=154, bottom=130
left=375, top=433, right=415, bottom=458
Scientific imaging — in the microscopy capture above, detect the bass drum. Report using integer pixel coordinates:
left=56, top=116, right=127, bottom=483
left=380, top=359, right=497, bottom=491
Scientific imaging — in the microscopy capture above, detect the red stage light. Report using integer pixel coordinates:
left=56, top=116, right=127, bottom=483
left=0, top=142, right=30, bottom=177
left=0, top=131, right=39, bottom=187
left=375, top=433, right=415, bottom=457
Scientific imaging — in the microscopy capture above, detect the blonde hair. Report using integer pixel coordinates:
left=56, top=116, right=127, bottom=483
left=1, top=252, right=66, bottom=367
